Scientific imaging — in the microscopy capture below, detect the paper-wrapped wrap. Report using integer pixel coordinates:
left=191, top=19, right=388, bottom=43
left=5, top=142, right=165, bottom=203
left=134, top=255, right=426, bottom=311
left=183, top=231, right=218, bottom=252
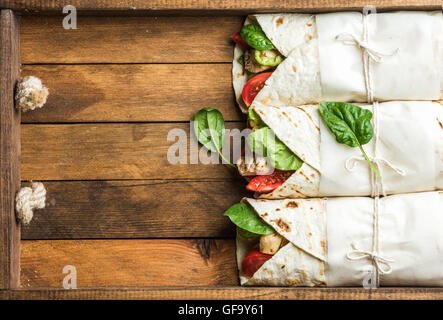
left=247, top=101, right=442, bottom=199
left=238, top=192, right=443, bottom=286
left=233, top=11, right=443, bottom=112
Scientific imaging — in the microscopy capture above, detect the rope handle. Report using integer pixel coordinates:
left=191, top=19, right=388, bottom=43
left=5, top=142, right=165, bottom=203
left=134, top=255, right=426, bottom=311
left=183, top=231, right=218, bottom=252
left=15, top=182, right=46, bottom=225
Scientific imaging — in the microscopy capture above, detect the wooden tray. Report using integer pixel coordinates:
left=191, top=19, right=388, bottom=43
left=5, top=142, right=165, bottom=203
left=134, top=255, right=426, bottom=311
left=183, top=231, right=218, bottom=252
left=1, top=0, right=442, bottom=300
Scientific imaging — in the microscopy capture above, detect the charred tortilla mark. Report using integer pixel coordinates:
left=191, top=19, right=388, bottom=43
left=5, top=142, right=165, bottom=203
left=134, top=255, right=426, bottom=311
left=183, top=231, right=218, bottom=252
left=260, top=96, right=270, bottom=105
left=261, top=212, right=269, bottom=218
left=276, top=208, right=280, bottom=211
left=438, top=118, right=443, bottom=130
left=296, top=107, right=320, bottom=131
left=270, top=218, right=291, bottom=232
left=292, top=66, right=297, bottom=72
left=281, top=111, right=297, bottom=128
left=308, top=232, right=312, bottom=237
left=285, top=201, right=299, bottom=208
left=306, top=22, right=312, bottom=27
left=299, top=170, right=312, bottom=182
left=307, top=34, right=313, bottom=40
left=276, top=17, right=284, bottom=27
left=320, top=240, right=326, bottom=255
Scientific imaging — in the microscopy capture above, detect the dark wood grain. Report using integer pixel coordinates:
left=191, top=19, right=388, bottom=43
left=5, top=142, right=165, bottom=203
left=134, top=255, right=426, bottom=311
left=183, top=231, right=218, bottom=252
left=1, top=287, right=442, bottom=300
left=21, top=64, right=242, bottom=123
left=21, top=122, right=245, bottom=180
left=20, top=16, right=242, bottom=64
left=20, top=180, right=249, bottom=239
left=20, top=239, right=238, bottom=288
left=3, top=0, right=442, bottom=13
left=0, top=9, right=21, bottom=290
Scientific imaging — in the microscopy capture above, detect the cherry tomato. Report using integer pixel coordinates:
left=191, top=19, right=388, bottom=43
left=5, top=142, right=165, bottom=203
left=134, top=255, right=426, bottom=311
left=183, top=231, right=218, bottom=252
left=242, top=249, right=273, bottom=278
left=231, top=32, right=250, bottom=49
left=246, top=170, right=293, bottom=193
left=241, top=72, right=272, bottom=107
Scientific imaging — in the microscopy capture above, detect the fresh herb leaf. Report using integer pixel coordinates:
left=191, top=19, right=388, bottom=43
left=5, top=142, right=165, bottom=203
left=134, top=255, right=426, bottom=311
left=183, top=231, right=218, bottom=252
left=237, top=227, right=261, bottom=239
left=224, top=203, right=274, bottom=235
left=194, top=108, right=235, bottom=167
left=247, top=127, right=303, bottom=171
left=240, top=24, right=275, bottom=51
left=238, top=54, right=245, bottom=65
left=318, top=102, right=381, bottom=179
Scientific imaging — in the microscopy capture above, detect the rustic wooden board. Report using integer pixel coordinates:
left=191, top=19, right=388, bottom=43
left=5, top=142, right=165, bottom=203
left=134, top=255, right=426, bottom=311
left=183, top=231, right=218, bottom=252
left=21, top=123, right=244, bottom=180
left=2, top=287, right=443, bottom=300
left=0, top=9, right=21, bottom=290
left=20, top=64, right=242, bottom=123
left=20, top=180, right=248, bottom=239
left=20, top=240, right=238, bottom=288
left=20, top=16, right=241, bottom=64
left=4, top=0, right=442, bottom=13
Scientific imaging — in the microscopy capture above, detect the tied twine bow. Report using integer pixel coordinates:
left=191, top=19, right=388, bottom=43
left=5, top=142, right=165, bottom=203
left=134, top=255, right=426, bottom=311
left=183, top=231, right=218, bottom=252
left=347, top=242, right=394, bottom=275
left=346, top=195, right=395, bottom=287
left=335, top=33, right=399, bottom=63
left=335, top=13, right=399, bottom=103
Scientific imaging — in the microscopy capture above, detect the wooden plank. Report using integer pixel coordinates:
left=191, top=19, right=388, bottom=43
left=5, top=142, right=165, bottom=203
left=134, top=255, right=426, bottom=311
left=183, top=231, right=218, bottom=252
left=20, top=16, right=241, bottom=64
left=20, top=240, right=238, bottom=288
left=21, top=64, right=242, bottom=123
left=21, top=180, right=247, bottom=239
left=3, top=0, right=442, bottom=13
left=21, top=123, right=245, bottom=180
left=1, top=287, right=442, bottom=300
left=0, top=10, right=21, bottom=290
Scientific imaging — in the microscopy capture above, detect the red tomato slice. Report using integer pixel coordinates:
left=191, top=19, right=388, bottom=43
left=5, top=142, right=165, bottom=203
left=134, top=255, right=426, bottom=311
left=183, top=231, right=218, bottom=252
left=242, top=249, right=273, bottom=278
left=246, top=170, right=293, bottom=193
left=242, top=72, right=272, bottom=107
left=231, top=32, right=250, bottom=49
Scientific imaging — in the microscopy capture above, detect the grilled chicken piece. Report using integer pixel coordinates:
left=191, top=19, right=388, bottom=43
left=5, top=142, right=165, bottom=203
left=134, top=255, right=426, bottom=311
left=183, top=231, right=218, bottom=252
left=236, top=154, right=272, bottom=177
left=260, top=233, right=285, bottom=254
left=244, top=49, right=274, bottom=74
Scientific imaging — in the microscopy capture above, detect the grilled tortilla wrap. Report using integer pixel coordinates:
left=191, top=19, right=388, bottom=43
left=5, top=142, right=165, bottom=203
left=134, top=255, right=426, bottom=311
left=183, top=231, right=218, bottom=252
left=233, top=12, right=443, bottom=111
left=238, top=191, right=443, bottom=286
left=245, top=101, right=443, bottom=198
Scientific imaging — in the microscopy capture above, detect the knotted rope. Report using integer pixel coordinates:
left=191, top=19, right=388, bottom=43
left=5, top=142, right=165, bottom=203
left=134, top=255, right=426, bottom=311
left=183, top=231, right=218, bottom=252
left=15, top=182, right=46, bottom=225
left=335, top=13, right=398, bottom=102
left=344, top=102, right=405, bottom=197
left=346, top=197, right=395, bottom=287
left=15, top=76, right=49, bottom=113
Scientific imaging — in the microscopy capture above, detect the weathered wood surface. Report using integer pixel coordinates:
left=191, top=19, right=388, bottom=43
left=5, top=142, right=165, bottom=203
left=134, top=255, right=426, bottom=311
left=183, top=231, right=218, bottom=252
left=3, top=0, right=442, bottom=13
left=21, top=180, right=248, bottom=239
left=2, top=287, right=443, bottom=300
left=0, top=9, right=21, bottom=290
left=21, top=123, right=245, bottom=180
left=21, top=64, right=242, bottom=123
left=21, top=16, right=241, bottom=64
left=20, top=240, right=238, bottom=288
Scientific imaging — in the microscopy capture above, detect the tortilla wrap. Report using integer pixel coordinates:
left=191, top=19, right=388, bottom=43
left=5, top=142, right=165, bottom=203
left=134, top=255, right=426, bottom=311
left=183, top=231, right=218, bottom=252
left=238, top=191, right=443, bottom=286
left=247, top=101, right=443, bottom=199
left=232, top=11, right=443, bottom=111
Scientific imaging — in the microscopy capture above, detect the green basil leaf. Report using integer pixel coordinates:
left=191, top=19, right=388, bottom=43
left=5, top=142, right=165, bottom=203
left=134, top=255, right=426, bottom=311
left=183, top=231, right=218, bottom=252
left=193, top=108, right=234, bottom=167
left=238, top=54, right=244, bottom=66
left=247, top=127, right=303, bottom=171
left=224, top=203, right=274, bottom=235
left=318, top=102, right=381, bottom=178
left=318, top=102, right=373, bottom=147
left=237, top=227, right=261, bottom=239
left=240, top=24, right=275, bottom=50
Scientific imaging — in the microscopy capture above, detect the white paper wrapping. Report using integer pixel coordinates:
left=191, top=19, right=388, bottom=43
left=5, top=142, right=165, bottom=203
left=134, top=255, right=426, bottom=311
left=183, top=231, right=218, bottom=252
left=253, top=101, right=443, bottom=199
left=319, top=101, right=442, bottom=196
left=327, top=192, right=443, bottom=286
left=237, top=192, right=443, bottom=286
left=232, top=11, right=443, bottom=112
left=316, top=11, right=442, bottom=102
